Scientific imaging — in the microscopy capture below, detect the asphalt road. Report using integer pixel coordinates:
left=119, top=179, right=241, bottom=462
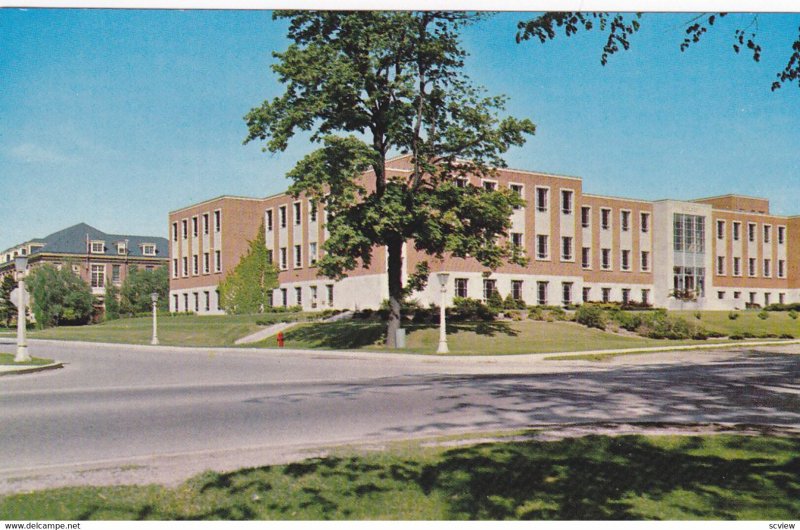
left=1, top=339, right=798, bottom=493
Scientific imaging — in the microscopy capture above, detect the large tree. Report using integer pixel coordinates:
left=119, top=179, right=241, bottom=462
left=245, top=11, right=535, bottom=346
left=119, top=265, right=169, bottom=316
left=516, top=12, right=800, bottom=91
left=218, top=221, right=278, bottom=314
left=27, top=264, right=94, bottom=328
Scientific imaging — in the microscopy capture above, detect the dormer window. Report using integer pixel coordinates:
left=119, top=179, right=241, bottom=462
left=117, top=242, right=127, bottom=255
left=90, top=241, right=105, bottom=254
left=141, top=244, right=157, bottom=256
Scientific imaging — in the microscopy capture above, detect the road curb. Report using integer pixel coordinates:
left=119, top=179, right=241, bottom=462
left=0, top=362, right=64, bottom=376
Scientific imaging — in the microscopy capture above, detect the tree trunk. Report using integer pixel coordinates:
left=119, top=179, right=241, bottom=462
left=385, top=236, right=403, bottom=348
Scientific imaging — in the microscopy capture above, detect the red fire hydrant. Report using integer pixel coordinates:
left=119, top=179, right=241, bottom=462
left=276, top=331, right=285, bottom=348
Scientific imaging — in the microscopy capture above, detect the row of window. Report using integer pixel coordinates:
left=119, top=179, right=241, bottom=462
left=716, top=256, right=787, bottom=278
left=582, top=208, right=650, bottom=233
left=455, top=277, right=650, bottom=306
left=265, top=201, right=320, bottom=231
left=172, top=251, right=222, bottom=278
left=273, top=284, right=334, bottom=308
left=174, top=291, right=217, bottom=313
left=520, top=234, right=651, bottom=272
left=716, top=290, right=786, bottom=306
left=89, top=240, right=157, bottom=256
left=173, top=210, right=222, bottom=241
left=268, top=243, right=319, bottom=271
left=88, top=263, right=153, bottom=288
left=716, top=220, right=786, bottom=245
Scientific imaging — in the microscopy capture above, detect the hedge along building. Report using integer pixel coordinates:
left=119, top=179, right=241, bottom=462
left=168, top=155, right=800, bottom=314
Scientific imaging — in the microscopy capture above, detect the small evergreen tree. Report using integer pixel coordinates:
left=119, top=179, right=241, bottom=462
left=27, top=264, right=93, bottom=328
left=0, top=274, right=15, bottom=327
left=105, top=281, right=121, bottom=321
left=218, top=222, right=279, bottom=314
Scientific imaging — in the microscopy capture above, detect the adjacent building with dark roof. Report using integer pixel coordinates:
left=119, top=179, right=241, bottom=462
left=0, top=223, right=169, bottom=299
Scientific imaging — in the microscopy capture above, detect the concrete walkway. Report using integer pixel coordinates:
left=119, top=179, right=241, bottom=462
left=234, top=310, right=353, bottom=345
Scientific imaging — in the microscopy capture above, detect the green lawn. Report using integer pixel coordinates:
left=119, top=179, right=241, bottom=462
left=30, top=313, right=315, bottom=348
left=253, top=320, right=727, bottom=355
left=0, top=352, right=54, bottom=366
left=673, top=310, right=800, bottom=337
left=2, top=433, right=798, bottom=520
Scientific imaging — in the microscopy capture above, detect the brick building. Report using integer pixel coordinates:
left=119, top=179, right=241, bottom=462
left=169, top=156, right=800, bottom=314
left=0, top=223, right=169, bottom=300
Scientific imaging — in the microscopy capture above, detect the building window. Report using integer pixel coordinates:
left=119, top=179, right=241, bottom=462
left=734, top=291, right=741, bottom=299
left=673, top=266, right=706, bottom=297
left=117, top=242, right=127, bottom=255
left=622, top=288, right=630, bottom=304
left=601, top=248, right=611, bottom=270
left=717, top=291, right=725, bottom=300
left=214, top=210, right=221, bottom=233
left=203, top=252, right=210, bottom=274
left=294, top=202, right=302, bottom=225
left=455, top=278, right=468, bottom=298
left=673, top=214, right=705, bottom=253
left=266, top=210, right=273, bottom=231
left=111, top=265, right=121, bottom=284
left=778, top=226, right=786, bottom=245
left=717, top=220, right=725, bottom=239
left=600, top=208, right=611, bottom=230
left=142, top=244, right=156, bottom=256
left=748, top=258, right=756, bottom=277
left=203, top=213, right=209, bottom=235
left=215, top=250, right=221, bottom=272
left=779, top=293, right=786, bottom=304
left=778, top=259, right=786, bottom=278
left=621, top=210, right=631, bottom=232
left=205, top=291, right=210, bottom=311
left=295, top=287, right=302, bottom=305
left=310, top=202, right=318, bottom=222
left=749, top=292, right=756, bottom=304
left=280, top=288, right=288, bottom=307
left=279, top=247, right=288, bottom=270
left=309, top=242, right=318, bottom=265
left=482, top=279, right=498, bottom=301
left=581, top=207, right=591, bottom=228
left=455, top=177, right=468, bottom=188
left=182, top=257, right=188, bottom=277
left=717, top=256, right=725, bottom=275
left=601, top=288, right=611, bottom=303
left=581, top=247, right=591, bottom=269
left=748, top=223, right=756, bottom=242
left=732, top=222, right=741, bottom=241
left=482, top=180, right=497, bottom=191
left=327, top=284, right=334, bottom=305
left=535, top=187, right=548, bottom=212
left=561, top=237, right=573, bottom=261
left=192, top=216, right=198, bottom=237
left=764, top=259, right=771, bottom=277
left=194, top=293, right=199, bottom=312
left=582, top=287, right=591, bottom=302
left=192, top=255, right=199, bottom=275
left=561, top=190, right=573, bottom=214
left=511, top=232, right=523, bottom=249
left=294, top=245, right=302, bottom=268
left=641, top=251, right=650, bottom=272
left=764, top=293, right=771, bottom=306
left=183, top=293, right=189, bottom=312
left=511, top=280, right=523, bottom=301
left=173, top=294, right=178, bottom=311
left=90, top=265, right=105, bottom=288
left=536, top=235, right=549, bottom=260
left=172, top=259, right=178, bottom=278
left=310, top=285, right=318, bottom=308
left=182, top=219, right=188, bottom=239
left=279, top=206, right=287, bottom=228
left=172, top=222, right=178, bottom=241
left=733, top=257, right=741, bottom=276
left=621, top=250, right=631, bottom=271
left=90, top=241, right=105, bottom=254
left=267, top=249, right=273, bottom=264
left=537, top=281, right=548, bottom=305
left=562, top=282, right=573, bottom=305
left=641, top=212, right=650, bottom=233
left=764, top=225, right=771, bottom=243
left=641, top=289, right=650, bottom=305
left=510, top=184, right=523, bottom=210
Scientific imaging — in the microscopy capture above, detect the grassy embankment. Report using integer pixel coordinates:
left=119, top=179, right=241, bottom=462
left=2, top=433, right=798, bottom=520
left=0, top=353, right=54, bottom=366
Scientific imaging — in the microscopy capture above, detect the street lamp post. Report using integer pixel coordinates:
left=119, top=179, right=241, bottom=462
left=151, top=292, right=159, bottom=345
left=14, top=255, right=30, bottom=363
left=436, top=272, right=450, bottom=354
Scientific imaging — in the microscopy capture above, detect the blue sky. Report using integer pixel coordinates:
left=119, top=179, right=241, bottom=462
left=1, top=9, right=799, bottom=250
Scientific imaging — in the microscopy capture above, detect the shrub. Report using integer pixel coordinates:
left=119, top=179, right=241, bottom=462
left=503, top=293, right=526, bottom=310
left=693, top=311, right=702, bottom=320
left=449, top=297, right=496, bottom=321
left=527, top=306, right=544, bottom=321
left=636, top=312, right=709, bottom=340
left=780, top=333, right=795, bottom=339
left=547, top=306, right=567, bottom=321
left=789, top=310, right=798, bottom=320
left=758, top=310, right=769, bottom=320
left=486, top=291, right=504, bottom=313
left=728, top=312, right=739, bottom=320
left=575, top=304, right=606, bottom=330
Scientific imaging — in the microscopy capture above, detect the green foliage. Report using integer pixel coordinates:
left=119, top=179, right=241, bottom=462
left=575, top=304, right=607, bottom=330
left=104, top=282, right=121, bottom=321
left=485, top=290, right=504, bottom=313
left=635, top=312, right=710, bottom=340
left=764, top=303, right=800, bottom=312
left=0, top=274, right=15, bottom=326
left=245, top=12, right=535, bottom=345
left=119, top=266, right=169, bottom=316
left=503, top=293, right=526, bottom=310
left=758, top=310, right=770, bottom=320
left=693, top=311, right=702, bottom=320
left=728, top=311, right=740, bottom=320
left=449, top=297, right=496, bottom=321
left=218, top=222, right=279, bottom=314
left=27, top=264, right=93, bottom=328
left=789, top=310, right=798, bottom=320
